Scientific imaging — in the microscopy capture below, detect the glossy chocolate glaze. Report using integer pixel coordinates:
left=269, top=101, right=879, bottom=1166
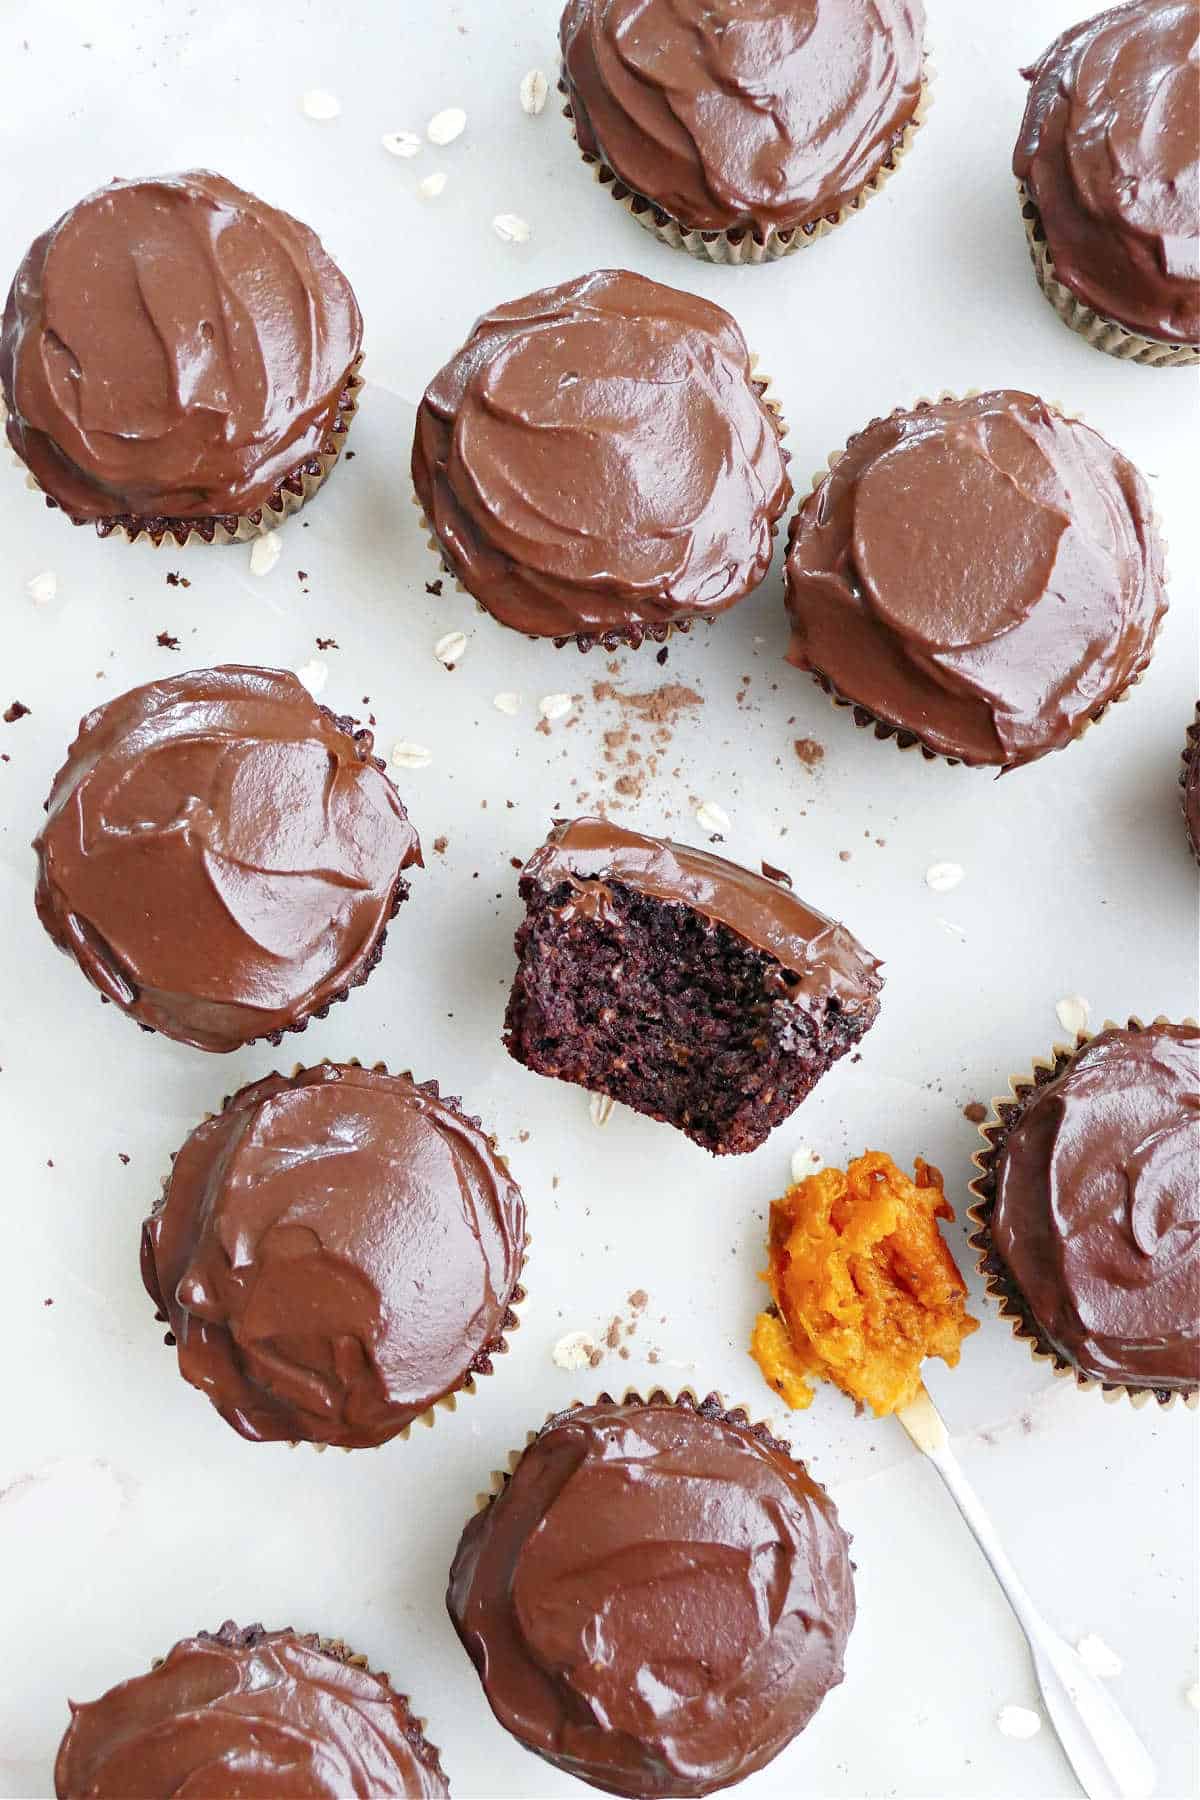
left=1014, top=1, right=1200, bottom=346
left=54, top=1622, right=449, bottom=1798
left=447, top=1397, right=855, bottom=1798
left=1, top=171, right=362, bottom=523
left=560, top=0, right=926, bottom=236
left=412, top=269, right=790, bottom=642
left=522, top=816, right=882, bottom=1013
left=142, top=1064, right=526, bottom=1447
left=34, top=667, right=421, bottom=1052
left=993, top=1024, right=1200, bottom=1391
left=784, top=391, right=1167, bottom=767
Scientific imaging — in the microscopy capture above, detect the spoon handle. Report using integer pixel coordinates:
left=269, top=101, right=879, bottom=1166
left=897, top=1386, right=1156, bottom=1800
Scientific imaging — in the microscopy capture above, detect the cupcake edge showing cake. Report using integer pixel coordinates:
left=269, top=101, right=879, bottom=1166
left=0, top=171, right=364, bottom=542
left=33, top=667, right=422, bottom=1052
left=504, top=816, right=883, bottom=1155
left=1013, top=1, right=1200, bottom=358
left=447, top=1391, right=855, bottom=1799
left=1181, top=705, right=1200, bottom=862
left=54, top=1621, right=449, bottom=1799
left=559, top=0, right=928, bottom=256
left=141, top=1062, right=527, bottom=1448
left=412, top=269, right=791, bottom=647
left=968, top=1019, right=1200, bottom=1403
left=783, top=390, right=1168, bottom=768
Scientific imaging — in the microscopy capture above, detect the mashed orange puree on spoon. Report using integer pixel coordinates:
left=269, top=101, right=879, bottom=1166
left=751, top=1151, right=978, bottom=1417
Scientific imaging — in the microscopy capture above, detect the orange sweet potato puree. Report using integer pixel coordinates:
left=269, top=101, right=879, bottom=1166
left=751, top=1151, right=978, bottom=1417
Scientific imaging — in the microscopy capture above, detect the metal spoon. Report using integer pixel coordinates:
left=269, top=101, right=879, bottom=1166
left=897, top=1384, right=1156, bottom=1800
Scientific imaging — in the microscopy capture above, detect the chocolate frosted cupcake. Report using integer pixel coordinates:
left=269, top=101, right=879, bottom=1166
left=412, top=269, right=790, bottom=650
left=1, top=171, right=363, bottom=543
left=559, top=0, right=928, bottom=264
left=1181, top=704, right=1200, bottom=861
left=54, top=1620, right=449, bottom=1798
left=448, top=1392, right=854, bottom=1798
left=784, top=391, right=1168, bottom=768
left=968, top=1020, right=1200, bottom=1407
left=34, top=667, right=421, bottom=1051
left=1014, top=2, right=1200, bottom=366
left=141, top=1062, right=526, bottom=1448
left=504, top=818, right=882, bottom=1155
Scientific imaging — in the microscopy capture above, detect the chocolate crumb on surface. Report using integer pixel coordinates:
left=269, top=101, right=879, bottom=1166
left=118, top=1152, right=130, bottom=1165
left=4, top=700, right=31, bottom=722
left=794, top=737, right=825, bottom=768
left=156, top=630, right=181, bottom=650
left=425, top=579, right=444, bottom=597
left=164, top=570, right=190, bottom=588
left=433, top=835, right=449, bottom=856
left=963, top=1101, right=988, bottom=1124
left=316, top=635, right=339, bottom=650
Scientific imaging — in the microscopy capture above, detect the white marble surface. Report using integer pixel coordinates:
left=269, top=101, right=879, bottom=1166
left=0, top=3, right=1197, bottom=1797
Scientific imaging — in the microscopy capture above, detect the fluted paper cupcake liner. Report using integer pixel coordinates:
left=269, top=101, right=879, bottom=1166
left=3, top=359, right=363, bottom=547
left=1017, top=185, right=1199, bottom=369
left=561, top=65, right=932, bottom=266
left=413, top=365, right=788, bottom=652
left=470, top=1386, right=807, bottom=1517
left=789, top=391, right=1167, bottom=768
left=965, top=1016, right=1199, bottom=1412
left=1180, top=705, right=1200, bottom=863
left=147, top=1058, right=529, bottom=1451
left=146, top=1621, right=448, bottom=1786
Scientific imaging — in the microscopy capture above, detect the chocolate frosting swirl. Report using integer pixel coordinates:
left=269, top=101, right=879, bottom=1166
left=993, top=1024, right=1200, bottom=1391
left=1, top=171, right=363, bottom=521
left=141, top=1064, right=526, bottom=1447
left=523, top=816, right=882, bottom=1014
left=54, top=1621, right=449, bottom=1798
left=560, top=0, right=926, bottom=236
left=447, top=1398, right=855, bottom=1798
left=784, top=391, right=1167, bottom=768
left=1014, top=1, right=1200, bottom=347
left=412, top=269, right=790, bottom=641
left=34, top=667, right=420, bottom=1052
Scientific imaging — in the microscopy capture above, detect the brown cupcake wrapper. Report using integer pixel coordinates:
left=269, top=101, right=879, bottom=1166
left=4, top=358, right=364, bottom=547
left=149, top=1058, right=529, bottom=1451
left=1017, top=186, right=1199, bottom=369
left=413, top=363, right=789, bottom=652
left=470, top=1386, right=802, bottom=1516
left=1180, top=705, right=1200, bottom=864
left=790, top=391, right=1168, bottom=768
left=561, top=63, right=933, bottom=266
left=965, top=1015, right=1199, bottom=1412
left=148, top=1621, right=448, bottom=1786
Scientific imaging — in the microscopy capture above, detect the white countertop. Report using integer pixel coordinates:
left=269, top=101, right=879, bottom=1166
left=0, top=3, right=1196, bottom=1797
